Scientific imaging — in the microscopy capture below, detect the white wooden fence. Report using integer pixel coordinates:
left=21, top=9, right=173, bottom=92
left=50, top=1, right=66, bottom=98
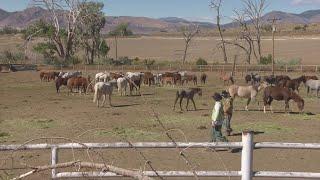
left=1, top=131, right=320, bottom=180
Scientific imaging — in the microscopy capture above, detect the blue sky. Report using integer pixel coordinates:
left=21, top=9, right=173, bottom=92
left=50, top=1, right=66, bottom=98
left=1, top=0, right=320, bottom=23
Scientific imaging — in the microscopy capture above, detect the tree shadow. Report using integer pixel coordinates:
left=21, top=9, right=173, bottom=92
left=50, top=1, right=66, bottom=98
left=112, top=103, right=140, bottom=108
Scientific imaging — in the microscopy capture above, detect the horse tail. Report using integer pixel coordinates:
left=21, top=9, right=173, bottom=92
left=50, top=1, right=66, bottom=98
left=93, top=84, right=98, bottom=103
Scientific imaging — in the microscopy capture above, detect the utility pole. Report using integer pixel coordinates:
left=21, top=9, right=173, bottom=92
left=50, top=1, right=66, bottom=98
left=268, top=18, right=280, bottom=76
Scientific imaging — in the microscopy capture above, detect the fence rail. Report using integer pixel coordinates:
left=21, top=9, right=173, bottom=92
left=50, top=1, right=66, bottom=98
left=1, top=132, right=320, bottom=180
left=36, top=64, right=320, bottom=73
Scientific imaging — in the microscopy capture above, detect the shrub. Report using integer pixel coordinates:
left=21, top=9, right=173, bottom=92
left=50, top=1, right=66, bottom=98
left=196, top=57, right=208, bottom=66
left=259, top=54, right=272, bottom=65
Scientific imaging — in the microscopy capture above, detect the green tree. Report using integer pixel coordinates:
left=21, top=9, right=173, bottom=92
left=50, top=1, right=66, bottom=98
left=109, top=23, right=133, bottom=60
left=78, top=2, right=107, bottom=64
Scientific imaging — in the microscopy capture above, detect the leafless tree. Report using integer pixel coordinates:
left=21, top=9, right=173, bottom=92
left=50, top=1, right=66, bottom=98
left=211, top=0, right=228, bottom=63
left=180, top=24, right=199, bottom=64
left=32, top=0, right=87, bottom=61
left=242, top=0, right=267, bottom=62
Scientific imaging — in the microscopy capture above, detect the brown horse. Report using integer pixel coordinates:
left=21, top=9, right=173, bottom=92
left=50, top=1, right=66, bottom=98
left=55, top=77, right=69, bottom=93
left=281, top=76, right=305, bottom=92
left=67, top=76, right=93, bottom=95
left=182, top=74, right=197, bottom=86
left=143, top=72, right=155, bottom=86
left=161, top=76, right=175, bottom=86
left=263, top=86, right=304, bottom=113
left=163, top=72, right=181, bottom=85
left=219, top=72, right=234, bottom=85
left=110, top=72, right=123, bottom=80
left=200, top=73, right=207, bottom=84
left=173, top=88, right=202, bottom=111
left=40, top=71, right=59, bottom=82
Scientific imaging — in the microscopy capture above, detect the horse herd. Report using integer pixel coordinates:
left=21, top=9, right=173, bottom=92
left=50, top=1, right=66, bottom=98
left=39, top=70, right=319, bottom=113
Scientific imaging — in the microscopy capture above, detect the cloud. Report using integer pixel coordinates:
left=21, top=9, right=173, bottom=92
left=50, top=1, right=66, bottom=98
left=184, top=16, right=214, bottom=23
left=291, top=0, right=320, bottom=5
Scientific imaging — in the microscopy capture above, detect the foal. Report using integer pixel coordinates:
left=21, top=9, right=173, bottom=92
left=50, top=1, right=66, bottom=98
left=173, top=88, right=202, bottom=111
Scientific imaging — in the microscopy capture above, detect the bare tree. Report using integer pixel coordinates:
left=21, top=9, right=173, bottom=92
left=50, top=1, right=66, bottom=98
left=180, top=25, right=199, bottom=64
left=32, top=0, right=86, bottom=61
left=211, top=0, right=228, bottom=63
left=242, top=0, right=267, bottom=62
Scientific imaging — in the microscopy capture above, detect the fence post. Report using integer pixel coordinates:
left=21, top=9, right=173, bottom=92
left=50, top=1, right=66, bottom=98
left=315, top=65, right=318, bottom=73
left=300, top=65, right=303, bottom=73
left=51, top=146, right=58, bottom=178
left=241, top=131, right=253, bottom=180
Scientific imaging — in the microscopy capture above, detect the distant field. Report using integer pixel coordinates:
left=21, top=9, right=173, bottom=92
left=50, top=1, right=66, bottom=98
left=1, top=34, right=320, bottom=64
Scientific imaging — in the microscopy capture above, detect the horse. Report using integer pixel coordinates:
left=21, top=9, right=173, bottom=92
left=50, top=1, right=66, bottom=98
left=93, top=82, right=113, bottom=108
left=275, top=75, right=291, bottom=86
left=200, top=73, right=207, bottom=84
left=163, top=72, right=182, bottom=85
left=161, top=76, right=175, bottom=87
left=117, top=77, right=128, bottom=96
left=182, top=74, right=197, bottom=86
left=263, top=75, right=276, bottom=85
left=173, top=88, right=202, bottom=111
left=281, top=76, right=305, bottom=92
left=245, top=73, right=260, bottom=84
left=219, top=72, right=234, bottom=85
left=263, top=86, right=304, bottom=113
left=55, top=77, right=69, bottom=93
left=304, top=75, right=318, bottom=81
left=143, top=72, right=155, bottom=86
left=305, top=79, right=320, bottom=97
left=95, top=72, right=110, bottom=82
left=126, top=72, right=143, bottom=95
left=228, top=82, right=267, bottom=111
left=40, top=71, right=59, bottom=82
left=61, top=71, right=82, bottom=79
left=67, top=76, right=92, bottom=95
left=110, top=72, right=124, bottom=80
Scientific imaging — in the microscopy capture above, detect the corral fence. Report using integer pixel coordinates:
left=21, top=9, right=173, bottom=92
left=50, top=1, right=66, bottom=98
left=1, top=131, right=320, bottom=179
left=37, top=64, right=320, bottom=74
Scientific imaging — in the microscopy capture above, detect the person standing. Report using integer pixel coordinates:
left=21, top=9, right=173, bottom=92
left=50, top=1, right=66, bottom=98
left=211, top=93, right=228, bottom=142
left=221, top=90, right=234, bottom=136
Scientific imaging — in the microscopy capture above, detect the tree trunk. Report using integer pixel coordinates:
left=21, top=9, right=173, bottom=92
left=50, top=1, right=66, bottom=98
left=216, top=14, right=227, bottom=64
left=115, top=36, right=118, bottom=60
left=182, top=42, right=189, bottom=64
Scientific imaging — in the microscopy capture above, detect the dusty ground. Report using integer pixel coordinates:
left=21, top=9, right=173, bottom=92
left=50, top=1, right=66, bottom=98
left=0, top=70, right=320, bottom=179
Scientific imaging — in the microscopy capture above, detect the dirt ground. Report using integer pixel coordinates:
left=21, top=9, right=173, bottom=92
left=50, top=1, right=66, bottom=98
left=0, top=71, right=320, bottom=180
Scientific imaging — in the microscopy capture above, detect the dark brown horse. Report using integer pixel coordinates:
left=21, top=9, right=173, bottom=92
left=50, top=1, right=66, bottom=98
left=55, top=77, right=69, bottom=93
left=40, top=71, right=59, bottom=82
left=173, top=88, right=202, bottom=111
left=281, top=76, right=305, bottom=92
left=275, top=75, right=291, bottom=86
left=263, top=86, right=304, bottom=113
left=182, top=74, right=197, bottom=86
left=200, top=73, right=207, bottom=84
left=143, top=72, right=155, bottom=86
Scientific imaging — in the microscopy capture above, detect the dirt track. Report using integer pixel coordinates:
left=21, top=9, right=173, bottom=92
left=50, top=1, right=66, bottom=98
left=0, top=71, right=320, bottom=179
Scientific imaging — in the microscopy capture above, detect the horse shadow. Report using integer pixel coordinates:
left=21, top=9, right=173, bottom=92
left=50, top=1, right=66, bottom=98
left=128, top=93, right=155, bottom=97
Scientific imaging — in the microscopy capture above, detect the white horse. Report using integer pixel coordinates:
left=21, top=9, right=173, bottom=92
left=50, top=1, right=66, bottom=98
left=117, top=77, right=128, bottom=96
left=95, top=72, right=110, bottom=82
left=305, top=79, right=320, bottom=96
left=61, top=71, right=82, bottom=79
left=93, top=82, right=113, bottom=108
left=228, top=82, right=267, bottom=111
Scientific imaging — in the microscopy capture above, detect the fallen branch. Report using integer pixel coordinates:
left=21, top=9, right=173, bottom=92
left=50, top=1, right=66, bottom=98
left=12, top=161, right=154, bottom=180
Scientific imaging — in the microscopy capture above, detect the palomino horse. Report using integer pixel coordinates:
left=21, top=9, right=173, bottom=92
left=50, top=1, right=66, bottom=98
left=228, top=82, right=267, bottom=111
left=263, top=86, right=304, bottom=113
left=93, top=82, right=113, bottom=108
left=173, top=88, right=202, bottom=111
left=219, top=72, right=234, bottom=85
left=95, top=72, right=110, bottom=82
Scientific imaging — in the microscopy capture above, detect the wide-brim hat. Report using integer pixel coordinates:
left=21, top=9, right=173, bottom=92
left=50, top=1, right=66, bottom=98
left=212, top=93, right=222, bottom=101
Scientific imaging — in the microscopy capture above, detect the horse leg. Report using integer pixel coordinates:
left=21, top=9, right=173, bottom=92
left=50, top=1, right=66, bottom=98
left=109, top=94, right=112, bottom=107
left=245, top=98, right=251, bottom=111
left=285, top=100, right=289, bottom=114
left=179, top=97, right=184, bottom=111
left=102, top=94, right=106, bottom=107
left=173, top=94, right=179, bottom=110
left=191, top=98, right=197, bottom=111
left=186, top=98, right=190, bottom=111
